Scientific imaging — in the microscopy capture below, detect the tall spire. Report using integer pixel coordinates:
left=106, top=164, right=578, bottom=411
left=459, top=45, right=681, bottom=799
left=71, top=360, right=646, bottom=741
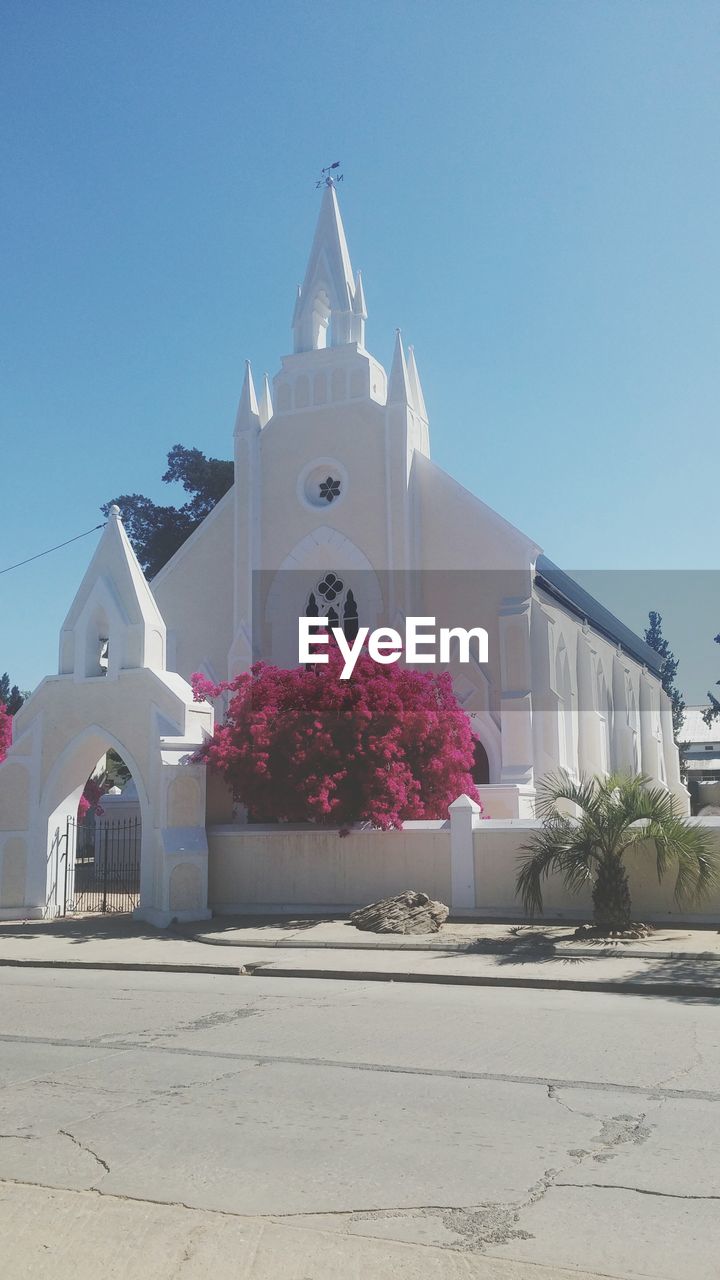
left=293, top=183, right=358, bottom=353
left=387, top=330, right=413, bottom=405
left=234, top=360, right=260, bottom=434
left=407, top=345, right=428, bottom=421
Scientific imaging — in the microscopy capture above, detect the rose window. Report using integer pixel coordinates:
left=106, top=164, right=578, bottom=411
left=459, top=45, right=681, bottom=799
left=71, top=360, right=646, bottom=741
left=319, top=476, right=341, bottom=503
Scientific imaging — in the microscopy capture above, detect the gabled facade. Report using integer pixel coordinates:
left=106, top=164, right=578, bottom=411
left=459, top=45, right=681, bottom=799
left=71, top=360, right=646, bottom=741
left=0, top=179, right=688, bottom=926
left=151, top=180, right=686, bottom=817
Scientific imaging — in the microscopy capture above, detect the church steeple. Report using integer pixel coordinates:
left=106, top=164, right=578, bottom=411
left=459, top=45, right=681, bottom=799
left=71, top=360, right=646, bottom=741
left=293, top=182, right=364, bottom=353
left=273, top=184, right=387, bottom=414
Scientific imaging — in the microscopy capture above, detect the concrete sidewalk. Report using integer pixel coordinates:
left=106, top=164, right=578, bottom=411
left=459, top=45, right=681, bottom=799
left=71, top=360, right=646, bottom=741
left=186, top=914, right=720, bottom=961
left=0, top=1182, right=621, bottom=1280
left=0, top=915, right=718, bottom=996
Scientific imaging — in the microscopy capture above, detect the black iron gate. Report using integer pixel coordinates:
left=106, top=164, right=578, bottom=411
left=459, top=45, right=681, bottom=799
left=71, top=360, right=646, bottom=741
left=56, top=816, right=140, bottom=915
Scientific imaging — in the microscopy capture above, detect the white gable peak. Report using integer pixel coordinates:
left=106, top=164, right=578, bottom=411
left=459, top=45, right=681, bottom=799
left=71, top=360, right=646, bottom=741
left=59, top=506, right=167, bottom=680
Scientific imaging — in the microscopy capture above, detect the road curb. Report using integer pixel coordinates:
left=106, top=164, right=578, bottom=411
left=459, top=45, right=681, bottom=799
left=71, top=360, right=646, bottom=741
left=0, top=957, right=243, bottom=976
left=2, top=955, right=718, bottom=998
left=241, top=962, right=720, bottom=998
left=189, top=934, right=720, bottom=963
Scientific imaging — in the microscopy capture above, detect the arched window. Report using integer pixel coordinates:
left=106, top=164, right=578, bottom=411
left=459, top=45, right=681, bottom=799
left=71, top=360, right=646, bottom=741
left=627, top=681, right=640, bottom=772
left=596, top=668, right=612, bottom=774
left=472, top=740, right=490, bottom=785
left=306, top=574, right=359, bottom=643
left=84, top=607, right=111, bottom=678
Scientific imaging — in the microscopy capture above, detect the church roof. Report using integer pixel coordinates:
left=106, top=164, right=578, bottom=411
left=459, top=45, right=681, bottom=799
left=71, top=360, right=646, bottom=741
left=535, top=556, right=663, bottom=676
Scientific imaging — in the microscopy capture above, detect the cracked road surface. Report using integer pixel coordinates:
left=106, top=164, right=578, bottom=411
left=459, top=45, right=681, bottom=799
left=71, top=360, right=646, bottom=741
left=0, top=968, right=719, bottom=1278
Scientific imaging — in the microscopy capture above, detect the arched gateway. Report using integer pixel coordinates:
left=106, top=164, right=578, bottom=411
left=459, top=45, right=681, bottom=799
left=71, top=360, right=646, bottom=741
left=0, top=508, right=213, bottom=926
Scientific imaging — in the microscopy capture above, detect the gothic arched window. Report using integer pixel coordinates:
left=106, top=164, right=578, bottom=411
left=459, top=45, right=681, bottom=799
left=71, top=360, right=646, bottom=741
left=306, top=573, right=359, bottom=642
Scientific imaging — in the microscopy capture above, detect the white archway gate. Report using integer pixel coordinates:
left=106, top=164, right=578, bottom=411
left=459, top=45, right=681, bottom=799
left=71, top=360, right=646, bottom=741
left=0, top=509, right=215, bottom=927
left=0, top=669, right=213, bottom=926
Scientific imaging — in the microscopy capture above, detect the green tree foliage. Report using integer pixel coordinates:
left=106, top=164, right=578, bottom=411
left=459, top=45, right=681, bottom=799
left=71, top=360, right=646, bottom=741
left=102, top=445, right=233, bottom=578
left=644, top=611, right=686, bottom=738
left=704, top=631, right=720, bottom=726
left=516, top=771, right=718, bottom=934
left=0, top=673, right=24, bottom=716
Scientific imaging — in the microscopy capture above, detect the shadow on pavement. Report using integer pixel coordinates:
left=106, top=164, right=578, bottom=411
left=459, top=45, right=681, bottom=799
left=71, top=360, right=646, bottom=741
left=0, top=915, right=172, bottom=946
left=621, top=954, right=720, bottom=1004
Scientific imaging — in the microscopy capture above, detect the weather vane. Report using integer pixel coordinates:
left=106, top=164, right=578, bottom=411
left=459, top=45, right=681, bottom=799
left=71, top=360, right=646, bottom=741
left=316, top=161, right=344, bottom=189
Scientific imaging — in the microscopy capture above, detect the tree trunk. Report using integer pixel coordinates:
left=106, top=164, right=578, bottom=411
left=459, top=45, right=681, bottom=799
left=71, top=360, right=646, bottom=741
left=592, top=853, right=633, bottom=932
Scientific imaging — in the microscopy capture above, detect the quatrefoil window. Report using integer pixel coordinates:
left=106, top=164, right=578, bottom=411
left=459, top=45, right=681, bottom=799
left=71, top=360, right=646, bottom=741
left=319, top=476, right=341, bottom=503
left=317, top=572, right=344, bottom=602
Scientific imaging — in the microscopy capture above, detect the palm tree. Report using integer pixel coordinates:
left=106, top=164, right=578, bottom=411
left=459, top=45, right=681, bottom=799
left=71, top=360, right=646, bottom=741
left=517, top=771, right=718, bottom=934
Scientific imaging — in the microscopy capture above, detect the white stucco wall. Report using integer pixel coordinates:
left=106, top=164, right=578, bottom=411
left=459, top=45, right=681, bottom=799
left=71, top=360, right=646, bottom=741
left=151, top=488, right=235, bottom=685
left=207, top=819, right=720, bottom=922
left=208, top=824, right=452, bottom=911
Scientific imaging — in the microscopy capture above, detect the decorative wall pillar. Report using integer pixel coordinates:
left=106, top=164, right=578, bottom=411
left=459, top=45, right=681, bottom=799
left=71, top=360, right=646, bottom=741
left=449, top=793, right=481, bottom=911
left=577, top=635, right=603, bottom=777
left=639, top=672, right=660, bottom=782
left=498, top=595, right=534, bottom=788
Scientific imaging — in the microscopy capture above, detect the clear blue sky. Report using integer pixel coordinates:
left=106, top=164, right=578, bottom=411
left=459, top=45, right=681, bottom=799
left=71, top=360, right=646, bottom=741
left=1, top=0, right=718, bottom=702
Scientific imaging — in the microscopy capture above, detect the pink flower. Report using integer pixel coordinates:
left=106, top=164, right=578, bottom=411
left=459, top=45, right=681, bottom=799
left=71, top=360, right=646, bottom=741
left=191, top=650, right=481, bottom=830
left=0, top=704, right=12, bottom=763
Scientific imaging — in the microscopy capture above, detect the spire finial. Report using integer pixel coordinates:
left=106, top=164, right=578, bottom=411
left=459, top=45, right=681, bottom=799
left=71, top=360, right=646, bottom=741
left=315, top=161, right=344, bottom=189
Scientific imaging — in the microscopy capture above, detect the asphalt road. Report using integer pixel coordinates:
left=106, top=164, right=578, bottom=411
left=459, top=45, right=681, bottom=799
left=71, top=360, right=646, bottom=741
left=0, top=967, right=719, bottom=1279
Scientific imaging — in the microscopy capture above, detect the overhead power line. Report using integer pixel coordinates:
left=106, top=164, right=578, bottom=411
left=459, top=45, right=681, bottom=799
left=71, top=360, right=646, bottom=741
left=0, top=524, right=106, bottom=576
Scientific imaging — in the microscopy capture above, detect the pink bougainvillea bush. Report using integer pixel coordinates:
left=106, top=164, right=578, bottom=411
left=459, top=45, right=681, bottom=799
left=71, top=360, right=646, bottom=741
left=78, top=777, right=107, bottom=822
left=191, top=648, right=481, bottom=830
left=0, top=704, right=12, bottom=764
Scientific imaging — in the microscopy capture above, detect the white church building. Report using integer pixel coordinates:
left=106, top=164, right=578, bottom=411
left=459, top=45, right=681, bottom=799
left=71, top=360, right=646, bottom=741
left=0, top=180, right=686, bottom=924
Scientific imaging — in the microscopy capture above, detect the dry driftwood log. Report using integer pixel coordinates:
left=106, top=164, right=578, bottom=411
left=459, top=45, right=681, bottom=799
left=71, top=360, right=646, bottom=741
left=350, top=890, right=449, bottom=935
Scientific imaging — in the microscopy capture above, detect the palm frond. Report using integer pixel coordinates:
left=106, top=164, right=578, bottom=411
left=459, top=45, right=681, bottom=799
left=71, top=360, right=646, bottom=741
left=516, top=816, right=597, bottom=915
left=520, top=769, right=719, bottom=920
left=535, top=770, right=602, bottom=822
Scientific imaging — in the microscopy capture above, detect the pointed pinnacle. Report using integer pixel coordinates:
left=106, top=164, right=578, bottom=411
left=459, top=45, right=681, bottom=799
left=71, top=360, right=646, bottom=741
left=407, top=345, right=428, bottom=421
left=234, top=360, right=260, bottom=433
left=258, top=372, right=273, bottom=427
left=352, top=270, right=367, bottom=318
left=387, top=330, right=413, bottom=406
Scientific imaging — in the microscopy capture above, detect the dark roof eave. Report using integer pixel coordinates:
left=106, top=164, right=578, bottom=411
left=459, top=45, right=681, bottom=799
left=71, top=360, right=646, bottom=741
left=534, top=555, right=664, bottom=678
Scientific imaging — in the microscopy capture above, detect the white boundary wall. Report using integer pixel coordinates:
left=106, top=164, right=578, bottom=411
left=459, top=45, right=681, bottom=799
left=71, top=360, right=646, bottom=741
left=208, top=813, right=720, bottom=923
